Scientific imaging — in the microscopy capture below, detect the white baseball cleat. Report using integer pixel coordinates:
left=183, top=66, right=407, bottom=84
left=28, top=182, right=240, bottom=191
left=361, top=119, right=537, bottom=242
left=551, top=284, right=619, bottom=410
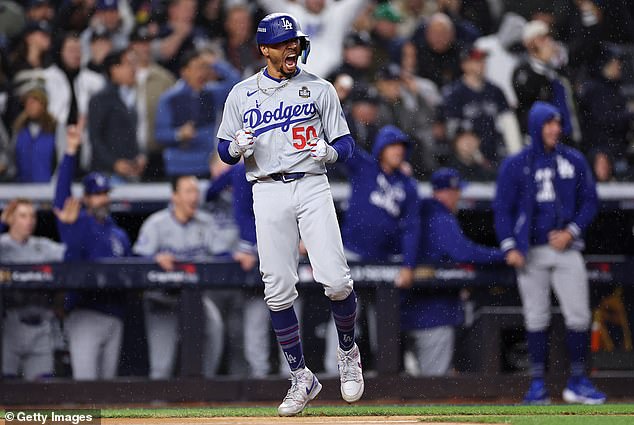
left=337, top=343, right=364, bottom=403
left=278, top=367, right=322, bottom=416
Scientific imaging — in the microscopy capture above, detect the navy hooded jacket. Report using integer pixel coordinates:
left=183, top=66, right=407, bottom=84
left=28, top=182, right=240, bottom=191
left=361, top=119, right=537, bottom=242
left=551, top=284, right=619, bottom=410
left=493, top=101, right=598, bottom=254
left=341, top=125, right=420, bottom=268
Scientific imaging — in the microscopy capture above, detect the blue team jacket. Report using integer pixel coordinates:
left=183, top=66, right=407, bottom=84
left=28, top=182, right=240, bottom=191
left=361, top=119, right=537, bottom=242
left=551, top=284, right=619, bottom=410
left=206, top=163, right=257, bottom=254
left=54, top=154, right=131, bottom=317
left=14, top=126, right=56, bottom=183
left=341, top=128, right=420, bottom=268
left=156, top=61, right=240, bottom=176
left=400, top=198, right=505, bottom=330
left=493, top=101, right=598, bottom=254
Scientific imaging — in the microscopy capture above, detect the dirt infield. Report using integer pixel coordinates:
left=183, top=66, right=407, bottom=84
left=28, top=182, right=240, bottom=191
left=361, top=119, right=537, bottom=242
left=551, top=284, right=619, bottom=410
left=101, top=418, right=493, bottom=425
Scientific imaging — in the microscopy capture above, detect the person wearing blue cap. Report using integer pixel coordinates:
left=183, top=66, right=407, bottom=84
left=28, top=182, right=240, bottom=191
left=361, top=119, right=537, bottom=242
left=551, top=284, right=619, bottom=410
left=53, top=125, right=131, bottom=380
left=400, top=167, right=505, bottom=376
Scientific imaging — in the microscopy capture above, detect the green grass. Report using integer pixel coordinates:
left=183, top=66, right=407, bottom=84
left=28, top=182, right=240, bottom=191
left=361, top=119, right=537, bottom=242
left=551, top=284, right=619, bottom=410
left=5, top=404, right=634, bottom=424
left=98, top=404, right=634, bottom=424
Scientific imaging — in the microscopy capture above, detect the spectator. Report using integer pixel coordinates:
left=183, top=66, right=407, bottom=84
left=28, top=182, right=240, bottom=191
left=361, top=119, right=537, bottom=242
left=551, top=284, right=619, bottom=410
left=578, top=47, right=633, bottom=179
left=493, top=101, right=604, bottom=404
left=403, top=13, right=463, bottom=87
left=128, top=24, right=176, bottom=181
left=437, top=0, right=488, bottom=40
left=79, top=0, right=133, bottom=68
left=589, top=149, right=615, bottom=183
left=344, top=86, right=381, bottom=154
left=85, top=26, right=114, bottom=74
left=1, top=198, right=66, bottom=380
left=221, top=4, right=264, bottom=78
left=446, top=129, right=496, bottom=181
left=8, top=20, right=52, bottom=76
left=401, top=167, right=505, bottom=376
left=11, top=86, right=57, bottom=183
left=512, top=20, right=581, bottom=143
left=88, top=49, right=146, bottom=183
left=155, top=49, right=239, bottom=178
left=55, top=0, right=96, bottom=33
left=439, top=45, right=522, bottom=166
left=257, top=0, right=369, bottom=78
left=327, top=32, right=375, bottom=89
left=0, top=1, right=26, bottom=50
left=44, top=31, right=106, bottom=171
left=375, top=63, right=440, bottom=178
left=475, top=12, right=527, bottom=108
left=53, top=125, right=131, bottom=381
left=153, top=0, right=209, bottom=76
left=25, top=0, right=55, bottom=24
left=370, top=3, right=407, bottom=67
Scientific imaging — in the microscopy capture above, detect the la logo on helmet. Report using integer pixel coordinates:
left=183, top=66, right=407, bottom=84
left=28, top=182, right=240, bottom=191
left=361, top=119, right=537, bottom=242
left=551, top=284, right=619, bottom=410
left=281, top=17, right=293, bottom=30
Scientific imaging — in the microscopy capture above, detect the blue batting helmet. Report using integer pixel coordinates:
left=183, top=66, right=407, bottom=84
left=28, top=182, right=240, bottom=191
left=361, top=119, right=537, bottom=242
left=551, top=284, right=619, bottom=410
left=256, top=13, right=311, bottom=63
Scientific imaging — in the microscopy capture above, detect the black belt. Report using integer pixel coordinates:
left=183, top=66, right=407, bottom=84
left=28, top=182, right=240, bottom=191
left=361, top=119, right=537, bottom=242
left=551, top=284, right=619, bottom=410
left=268, top=172, right=305, bottom=183
left=19, top=314, right=43, bottom=326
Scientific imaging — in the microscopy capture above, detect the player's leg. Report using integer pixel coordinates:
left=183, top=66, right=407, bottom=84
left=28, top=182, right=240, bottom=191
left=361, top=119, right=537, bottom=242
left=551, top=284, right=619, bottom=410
left=202, top=292, right=224, bottom=377
left=99, top=313, right=123, bottom=379
left=22, top=317, right=54, bottom=380
left=65, top=309, right=101, bottom=380
left=296, top=175, right=363, bottom=403
left=143, top=292, right=179, bottom=379
left=409, top=326, right=455, bottom=376
left=551, top=249, right=605, bottom=404
left=3, top=311, right=24, bottom=378
left=252, top=181, right=320, bottom=416
left=516, top=246, right=553, bottom=404
left=243, top=294, right=272, bottom=377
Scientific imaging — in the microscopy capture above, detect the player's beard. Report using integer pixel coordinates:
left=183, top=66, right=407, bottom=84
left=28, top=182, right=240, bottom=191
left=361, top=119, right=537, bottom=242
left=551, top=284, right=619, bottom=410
left=89, top=205, right=110, bottom=222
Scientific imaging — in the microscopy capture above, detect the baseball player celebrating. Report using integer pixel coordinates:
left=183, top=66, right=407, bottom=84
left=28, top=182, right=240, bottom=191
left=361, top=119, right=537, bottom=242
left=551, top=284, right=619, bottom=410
left=494, top=101, right=605, bottom=404
left=217, top=13, right=363, bottom=416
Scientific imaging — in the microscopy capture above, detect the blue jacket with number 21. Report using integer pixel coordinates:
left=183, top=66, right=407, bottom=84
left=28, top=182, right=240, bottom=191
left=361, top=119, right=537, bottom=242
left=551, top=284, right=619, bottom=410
left=493, top=101, right=598, bottom=255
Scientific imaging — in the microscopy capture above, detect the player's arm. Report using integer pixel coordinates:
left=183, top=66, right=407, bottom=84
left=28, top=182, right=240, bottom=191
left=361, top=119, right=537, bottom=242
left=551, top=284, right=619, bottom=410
left=492, top=158, right=521, bottom=253
left=567, top=154, right=599, bottom=238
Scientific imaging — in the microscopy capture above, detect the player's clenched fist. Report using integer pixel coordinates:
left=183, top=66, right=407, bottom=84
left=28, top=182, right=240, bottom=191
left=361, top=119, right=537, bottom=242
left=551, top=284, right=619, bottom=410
left=229, top=128, right=255, bottom=157
left=308, top=137, right=338, bottom=163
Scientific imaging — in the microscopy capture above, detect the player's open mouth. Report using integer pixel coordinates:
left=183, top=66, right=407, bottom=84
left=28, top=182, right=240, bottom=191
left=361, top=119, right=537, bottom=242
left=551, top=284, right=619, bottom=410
left=284, top=53, right=297, bottom=69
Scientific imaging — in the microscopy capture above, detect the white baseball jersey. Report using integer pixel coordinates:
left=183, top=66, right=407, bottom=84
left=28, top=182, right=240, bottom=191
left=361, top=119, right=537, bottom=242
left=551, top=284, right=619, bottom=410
left=217, top=68, right=350, bottom=182
left=133, top=208, right=230, bottom=260
left=0, top=234, right=65, bottom=264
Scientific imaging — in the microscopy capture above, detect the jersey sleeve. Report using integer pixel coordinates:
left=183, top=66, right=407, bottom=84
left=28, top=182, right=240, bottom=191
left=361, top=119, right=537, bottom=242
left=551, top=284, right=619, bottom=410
left=317, top=82, right=350, bottom=143
left=133, top=216, right=161, bottom=257
left=217, top=86, right=243, bottom=142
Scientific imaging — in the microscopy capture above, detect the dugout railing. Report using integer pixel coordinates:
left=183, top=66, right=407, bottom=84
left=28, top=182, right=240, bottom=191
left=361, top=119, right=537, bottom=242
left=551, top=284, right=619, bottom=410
left=1, top=258, right=633, bottom=405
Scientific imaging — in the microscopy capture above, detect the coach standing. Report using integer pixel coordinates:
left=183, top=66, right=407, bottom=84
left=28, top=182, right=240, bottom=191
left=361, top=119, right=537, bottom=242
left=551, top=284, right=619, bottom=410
left=493, top=101, right=605, bottom=405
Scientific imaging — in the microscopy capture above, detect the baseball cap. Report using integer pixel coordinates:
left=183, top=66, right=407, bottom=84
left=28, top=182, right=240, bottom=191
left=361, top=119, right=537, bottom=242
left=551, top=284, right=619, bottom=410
left=343, top=31, right=372, bottom=49
left=129, top=24, right=155, bottom=43
left=375, top=63, right=401, bottom=81
left=431, top=168, right=466, bottom=191
left=373, top=3, right=401, bottom=23
left=83, top=172, right=111, bottom=195
left=460, top=45, right=488, bottom=62
left=96, top=0, right=118, bottom=11
left=27, top=0, right=50, bottom=9
left=522, top=20, right=549, bottom=46
left=23, top=20, right=52, bottom=36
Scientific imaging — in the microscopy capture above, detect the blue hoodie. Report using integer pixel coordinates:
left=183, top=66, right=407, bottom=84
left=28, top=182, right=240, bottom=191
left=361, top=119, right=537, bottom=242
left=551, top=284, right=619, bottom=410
left=341, top=125, right=420, bottom=267
left=493, top=101, right=598, bottom=254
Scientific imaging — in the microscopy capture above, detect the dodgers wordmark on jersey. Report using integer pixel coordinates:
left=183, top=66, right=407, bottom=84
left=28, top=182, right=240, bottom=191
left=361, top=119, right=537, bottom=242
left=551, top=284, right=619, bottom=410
left=217, top=68, right=350, bottom=181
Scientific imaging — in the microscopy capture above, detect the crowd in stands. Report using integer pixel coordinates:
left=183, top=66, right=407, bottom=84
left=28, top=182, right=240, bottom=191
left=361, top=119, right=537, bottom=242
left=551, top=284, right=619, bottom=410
left=0, top=0, right=634, bottom=184
left=1, top=0, right=634, bottom=384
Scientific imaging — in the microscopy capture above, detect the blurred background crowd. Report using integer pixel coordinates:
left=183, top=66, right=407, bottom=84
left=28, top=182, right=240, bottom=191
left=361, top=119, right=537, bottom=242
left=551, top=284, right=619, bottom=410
left=1, top=0, right=634, bottom=185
